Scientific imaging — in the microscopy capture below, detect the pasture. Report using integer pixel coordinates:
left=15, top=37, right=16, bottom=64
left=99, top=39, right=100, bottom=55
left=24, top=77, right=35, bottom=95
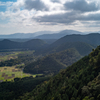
left=0, top=66, right=36, bottom=81
left=0, top=52, right=20, bottom=62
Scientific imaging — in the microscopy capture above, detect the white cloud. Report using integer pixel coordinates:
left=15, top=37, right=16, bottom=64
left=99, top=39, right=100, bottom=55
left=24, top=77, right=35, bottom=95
left=0, top=0, right=100, bottom=35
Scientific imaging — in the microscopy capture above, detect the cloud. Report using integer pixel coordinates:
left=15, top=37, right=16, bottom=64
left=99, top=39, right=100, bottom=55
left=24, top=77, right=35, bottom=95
left=34, top=10, right=100, bottom=26
left=34, top=11, right=79, bottom=25
left=1, top=0, right=100, bottom=34
left=32, top=0, right=100, bottom=26
left=79, top=12, right=100, bottom=21
left=50, top=0, right=60, bottom=3
left=64, top=0, right=98, bottom=12
left=24, top=0, right=49, bottom=11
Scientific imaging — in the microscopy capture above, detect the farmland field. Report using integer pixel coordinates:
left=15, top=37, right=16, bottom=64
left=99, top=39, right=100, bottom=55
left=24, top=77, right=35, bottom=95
left=0, top=66, right=36, bottom=81
left=0, top=50, right=35, bottom=62
left=0, top=50, right=42, bottom=82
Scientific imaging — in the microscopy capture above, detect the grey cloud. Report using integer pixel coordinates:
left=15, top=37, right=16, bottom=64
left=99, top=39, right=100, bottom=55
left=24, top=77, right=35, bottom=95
left=64, top=0, right=98, bottom=12
left=31, top=0, right=100, bottom=25
left=78, top=13, right=100, bottom=21
left=50, top=0, right=60, bottom=3
left=34, top=11, right=79, bottom=25
left=12, top=8, right=19, bottom=12
left=25, top=0, right=48, bottom=11
left=34, top=11, right=100, bottom=25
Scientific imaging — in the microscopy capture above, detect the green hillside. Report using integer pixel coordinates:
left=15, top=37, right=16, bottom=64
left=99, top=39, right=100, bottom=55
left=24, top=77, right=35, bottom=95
left=24, top=56, right=66, bottom=75
left=49, top=48, right=82, bottom=66
left=52, top=33, right=100, bottom=46
left=24, top=48, right=82, bottom=75
left=20, top=46, right=100, bottom=100
left=0, top=39, right=47, bottom=51
left=43, top=42, right=95, bottom=56
left=40, top=33, right=100, bottom=56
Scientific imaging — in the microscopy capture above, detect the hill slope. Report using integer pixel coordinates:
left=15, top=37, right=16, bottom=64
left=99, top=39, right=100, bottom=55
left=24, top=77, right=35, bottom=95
left=21, top=46, right=100, bottom=100
left=24, top=48, right=82, bottom=75
left=23, top=39, right=47, bottom=50
left=0, top=39, right=47, bottom=50
left=42, top=42, right=95, bottom=56
left=52, top=33, right=100, bottom=46
left=0, top=39, right=22, bottom=49
left=40, top=33, right=100, bottom=56
left=24, top=56, right=66, bottom=75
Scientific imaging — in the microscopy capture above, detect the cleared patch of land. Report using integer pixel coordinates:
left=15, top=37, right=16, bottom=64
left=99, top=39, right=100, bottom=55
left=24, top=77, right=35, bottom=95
left=0, top=52, right=20, bottom=62
left=0, top=66, right=36, bottom=81
left=0, top=50, right=35, bottom=62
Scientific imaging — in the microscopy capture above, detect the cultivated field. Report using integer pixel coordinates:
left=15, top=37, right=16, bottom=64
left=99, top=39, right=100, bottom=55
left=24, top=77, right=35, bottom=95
left=0, top=52, right=20, bottom=62
left=0, top=66, right=36, bottom=81
left=0, top=50, right=42, bottom=82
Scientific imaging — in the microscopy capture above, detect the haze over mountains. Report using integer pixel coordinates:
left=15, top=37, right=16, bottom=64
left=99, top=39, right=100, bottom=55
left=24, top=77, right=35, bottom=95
left=34, top=30, right=83, bottom=39
left=0, top=31, right=54, bottom=39
left=0, top=32, right=100, bottom=56
left=0, top=30, right=84, bottom=39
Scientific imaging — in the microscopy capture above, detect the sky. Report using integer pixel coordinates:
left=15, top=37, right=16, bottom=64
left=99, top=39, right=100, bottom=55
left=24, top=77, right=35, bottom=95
left=0, top=0, right=100, bottom=35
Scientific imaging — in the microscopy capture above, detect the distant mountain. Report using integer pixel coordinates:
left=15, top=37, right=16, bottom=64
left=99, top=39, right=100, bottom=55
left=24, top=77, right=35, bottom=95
left=0, top=39, right=22, bottom=49
left=23, top=39, right=47, bottom=50
left=40, top=33, right=100, bottom=56
left=34, top=30, right=83, bottom=39
left=0, top=31, right=54, bottom=39
left=52, top=33, right=100, bottom=46
left=0, top=39, right=47, bottom=50
left=24, top=48, right=82, bottom=75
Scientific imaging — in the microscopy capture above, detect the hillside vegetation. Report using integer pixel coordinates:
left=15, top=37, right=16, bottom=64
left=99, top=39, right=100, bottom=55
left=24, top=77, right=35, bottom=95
left=24, top=48, right=82, bottom=75
left=43, top=42, right=95, bottom=56
left=20, top=46, right=100, bottom=100
left=38, top=33, right=100, bottom=56
left=0, top=39, right=47, bottom=51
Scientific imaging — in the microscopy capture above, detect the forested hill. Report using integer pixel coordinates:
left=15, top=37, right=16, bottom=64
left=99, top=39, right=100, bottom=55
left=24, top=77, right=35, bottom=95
left=24, top=48, right=82, bottom=75
left=41, top=42, right=95, bottom=56
left=52, top=33, right=100, bottom=46
left=0, top=39, right=47, bottom=50
left=20, top=46, right=100, bottom=100
left=39, top=33, right=100, bottom=56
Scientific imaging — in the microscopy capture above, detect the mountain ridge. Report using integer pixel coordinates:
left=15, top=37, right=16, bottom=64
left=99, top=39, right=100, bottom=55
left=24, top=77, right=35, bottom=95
left=0, top=39, right=47, bottom=50
left=0, top=30, right=83, bottom=39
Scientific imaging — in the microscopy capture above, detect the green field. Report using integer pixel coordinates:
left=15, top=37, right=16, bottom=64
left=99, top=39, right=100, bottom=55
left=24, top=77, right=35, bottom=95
left=0, top=50, right=35, bottom=62
left=0, top=50, right=41, bottom=82
left=0, top=66, right=36, bottom=81
left=0, top=52, right=18, bottom=62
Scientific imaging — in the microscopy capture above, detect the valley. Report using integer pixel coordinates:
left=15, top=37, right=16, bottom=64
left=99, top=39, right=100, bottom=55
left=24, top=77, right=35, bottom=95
left=0, top=32, right=100, bottom=100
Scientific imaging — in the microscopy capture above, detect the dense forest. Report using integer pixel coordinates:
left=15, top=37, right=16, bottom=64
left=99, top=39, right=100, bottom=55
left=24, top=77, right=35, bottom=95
left=0, top=76, right=50, bottom=100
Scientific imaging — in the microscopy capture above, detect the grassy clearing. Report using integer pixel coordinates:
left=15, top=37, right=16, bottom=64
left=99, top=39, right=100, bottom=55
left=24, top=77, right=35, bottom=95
left=0, top=50, right=35, bottom=62
left=0, top=66, right=36, bottom=81
left=0, top=52, right=20, bottom=62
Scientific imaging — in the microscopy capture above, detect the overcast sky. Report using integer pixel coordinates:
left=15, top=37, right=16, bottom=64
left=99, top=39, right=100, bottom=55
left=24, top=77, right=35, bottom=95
left=0, top=0, right=100, bottom=35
